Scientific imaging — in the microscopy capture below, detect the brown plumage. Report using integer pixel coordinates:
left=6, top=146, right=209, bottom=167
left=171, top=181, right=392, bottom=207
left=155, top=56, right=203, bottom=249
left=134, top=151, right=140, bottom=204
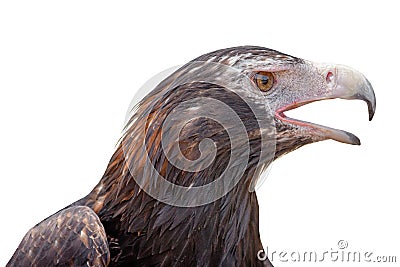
left=8, top=206, right=110, bottom=266
left=7, top=46, right=375, bottom=266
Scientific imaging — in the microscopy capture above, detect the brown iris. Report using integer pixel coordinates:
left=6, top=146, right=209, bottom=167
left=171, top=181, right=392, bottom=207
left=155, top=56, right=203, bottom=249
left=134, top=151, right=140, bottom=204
left=253, top=71, right=274, bottom=92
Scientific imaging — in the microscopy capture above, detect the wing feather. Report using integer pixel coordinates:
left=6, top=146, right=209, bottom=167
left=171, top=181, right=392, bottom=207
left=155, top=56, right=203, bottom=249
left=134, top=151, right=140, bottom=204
left=7, top=205, right=110, bottom=267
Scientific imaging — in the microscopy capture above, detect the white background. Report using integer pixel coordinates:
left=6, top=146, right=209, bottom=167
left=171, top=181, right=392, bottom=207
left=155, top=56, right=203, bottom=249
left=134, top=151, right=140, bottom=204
left=0, top=1, right=398, bottom=266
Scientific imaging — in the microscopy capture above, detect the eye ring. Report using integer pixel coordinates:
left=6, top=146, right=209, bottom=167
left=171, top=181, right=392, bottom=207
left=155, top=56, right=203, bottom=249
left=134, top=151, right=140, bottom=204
left=253, top=71, right=274, bottom=92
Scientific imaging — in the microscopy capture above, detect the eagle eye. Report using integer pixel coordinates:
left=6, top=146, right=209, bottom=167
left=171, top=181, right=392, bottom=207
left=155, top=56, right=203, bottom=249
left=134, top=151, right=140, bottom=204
left=253, top=71, right=274, bottom=92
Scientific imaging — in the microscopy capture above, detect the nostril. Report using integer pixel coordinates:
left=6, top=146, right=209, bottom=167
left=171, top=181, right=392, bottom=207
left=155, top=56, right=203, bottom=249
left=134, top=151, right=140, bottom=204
left=326, top=71, right=334, bottom=85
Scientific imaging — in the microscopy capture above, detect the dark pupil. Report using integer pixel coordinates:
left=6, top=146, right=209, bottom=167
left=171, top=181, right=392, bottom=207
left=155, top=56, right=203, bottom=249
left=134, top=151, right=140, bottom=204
left=260, top=75, right=269, bottom=85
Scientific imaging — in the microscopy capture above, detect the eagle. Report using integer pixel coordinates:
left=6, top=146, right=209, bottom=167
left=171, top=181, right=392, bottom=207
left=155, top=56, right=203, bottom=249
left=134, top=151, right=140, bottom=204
left=7, top=46, right=376, bottom=267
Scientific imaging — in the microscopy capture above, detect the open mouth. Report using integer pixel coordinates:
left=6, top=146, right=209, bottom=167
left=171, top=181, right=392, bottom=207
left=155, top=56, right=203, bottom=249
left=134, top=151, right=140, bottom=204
left=275, top=99, right=363, bottom=145
left=272, top=64, right=376, bottom=145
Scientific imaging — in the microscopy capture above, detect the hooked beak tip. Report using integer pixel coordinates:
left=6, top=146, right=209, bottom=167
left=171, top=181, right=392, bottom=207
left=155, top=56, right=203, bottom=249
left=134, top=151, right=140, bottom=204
left=329, top=65, right=376, bottom=121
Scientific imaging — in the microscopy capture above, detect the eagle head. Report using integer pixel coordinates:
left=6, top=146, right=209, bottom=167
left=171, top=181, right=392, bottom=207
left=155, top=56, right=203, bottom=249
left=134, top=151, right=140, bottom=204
left=193, top=46, right=376, bottom=159
left=116, top=46, right=376, bottom=207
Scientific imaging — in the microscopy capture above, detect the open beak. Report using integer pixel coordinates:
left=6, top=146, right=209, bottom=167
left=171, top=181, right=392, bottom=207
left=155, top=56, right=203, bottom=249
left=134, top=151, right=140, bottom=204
left=276, top=64, right=376, bottom=145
